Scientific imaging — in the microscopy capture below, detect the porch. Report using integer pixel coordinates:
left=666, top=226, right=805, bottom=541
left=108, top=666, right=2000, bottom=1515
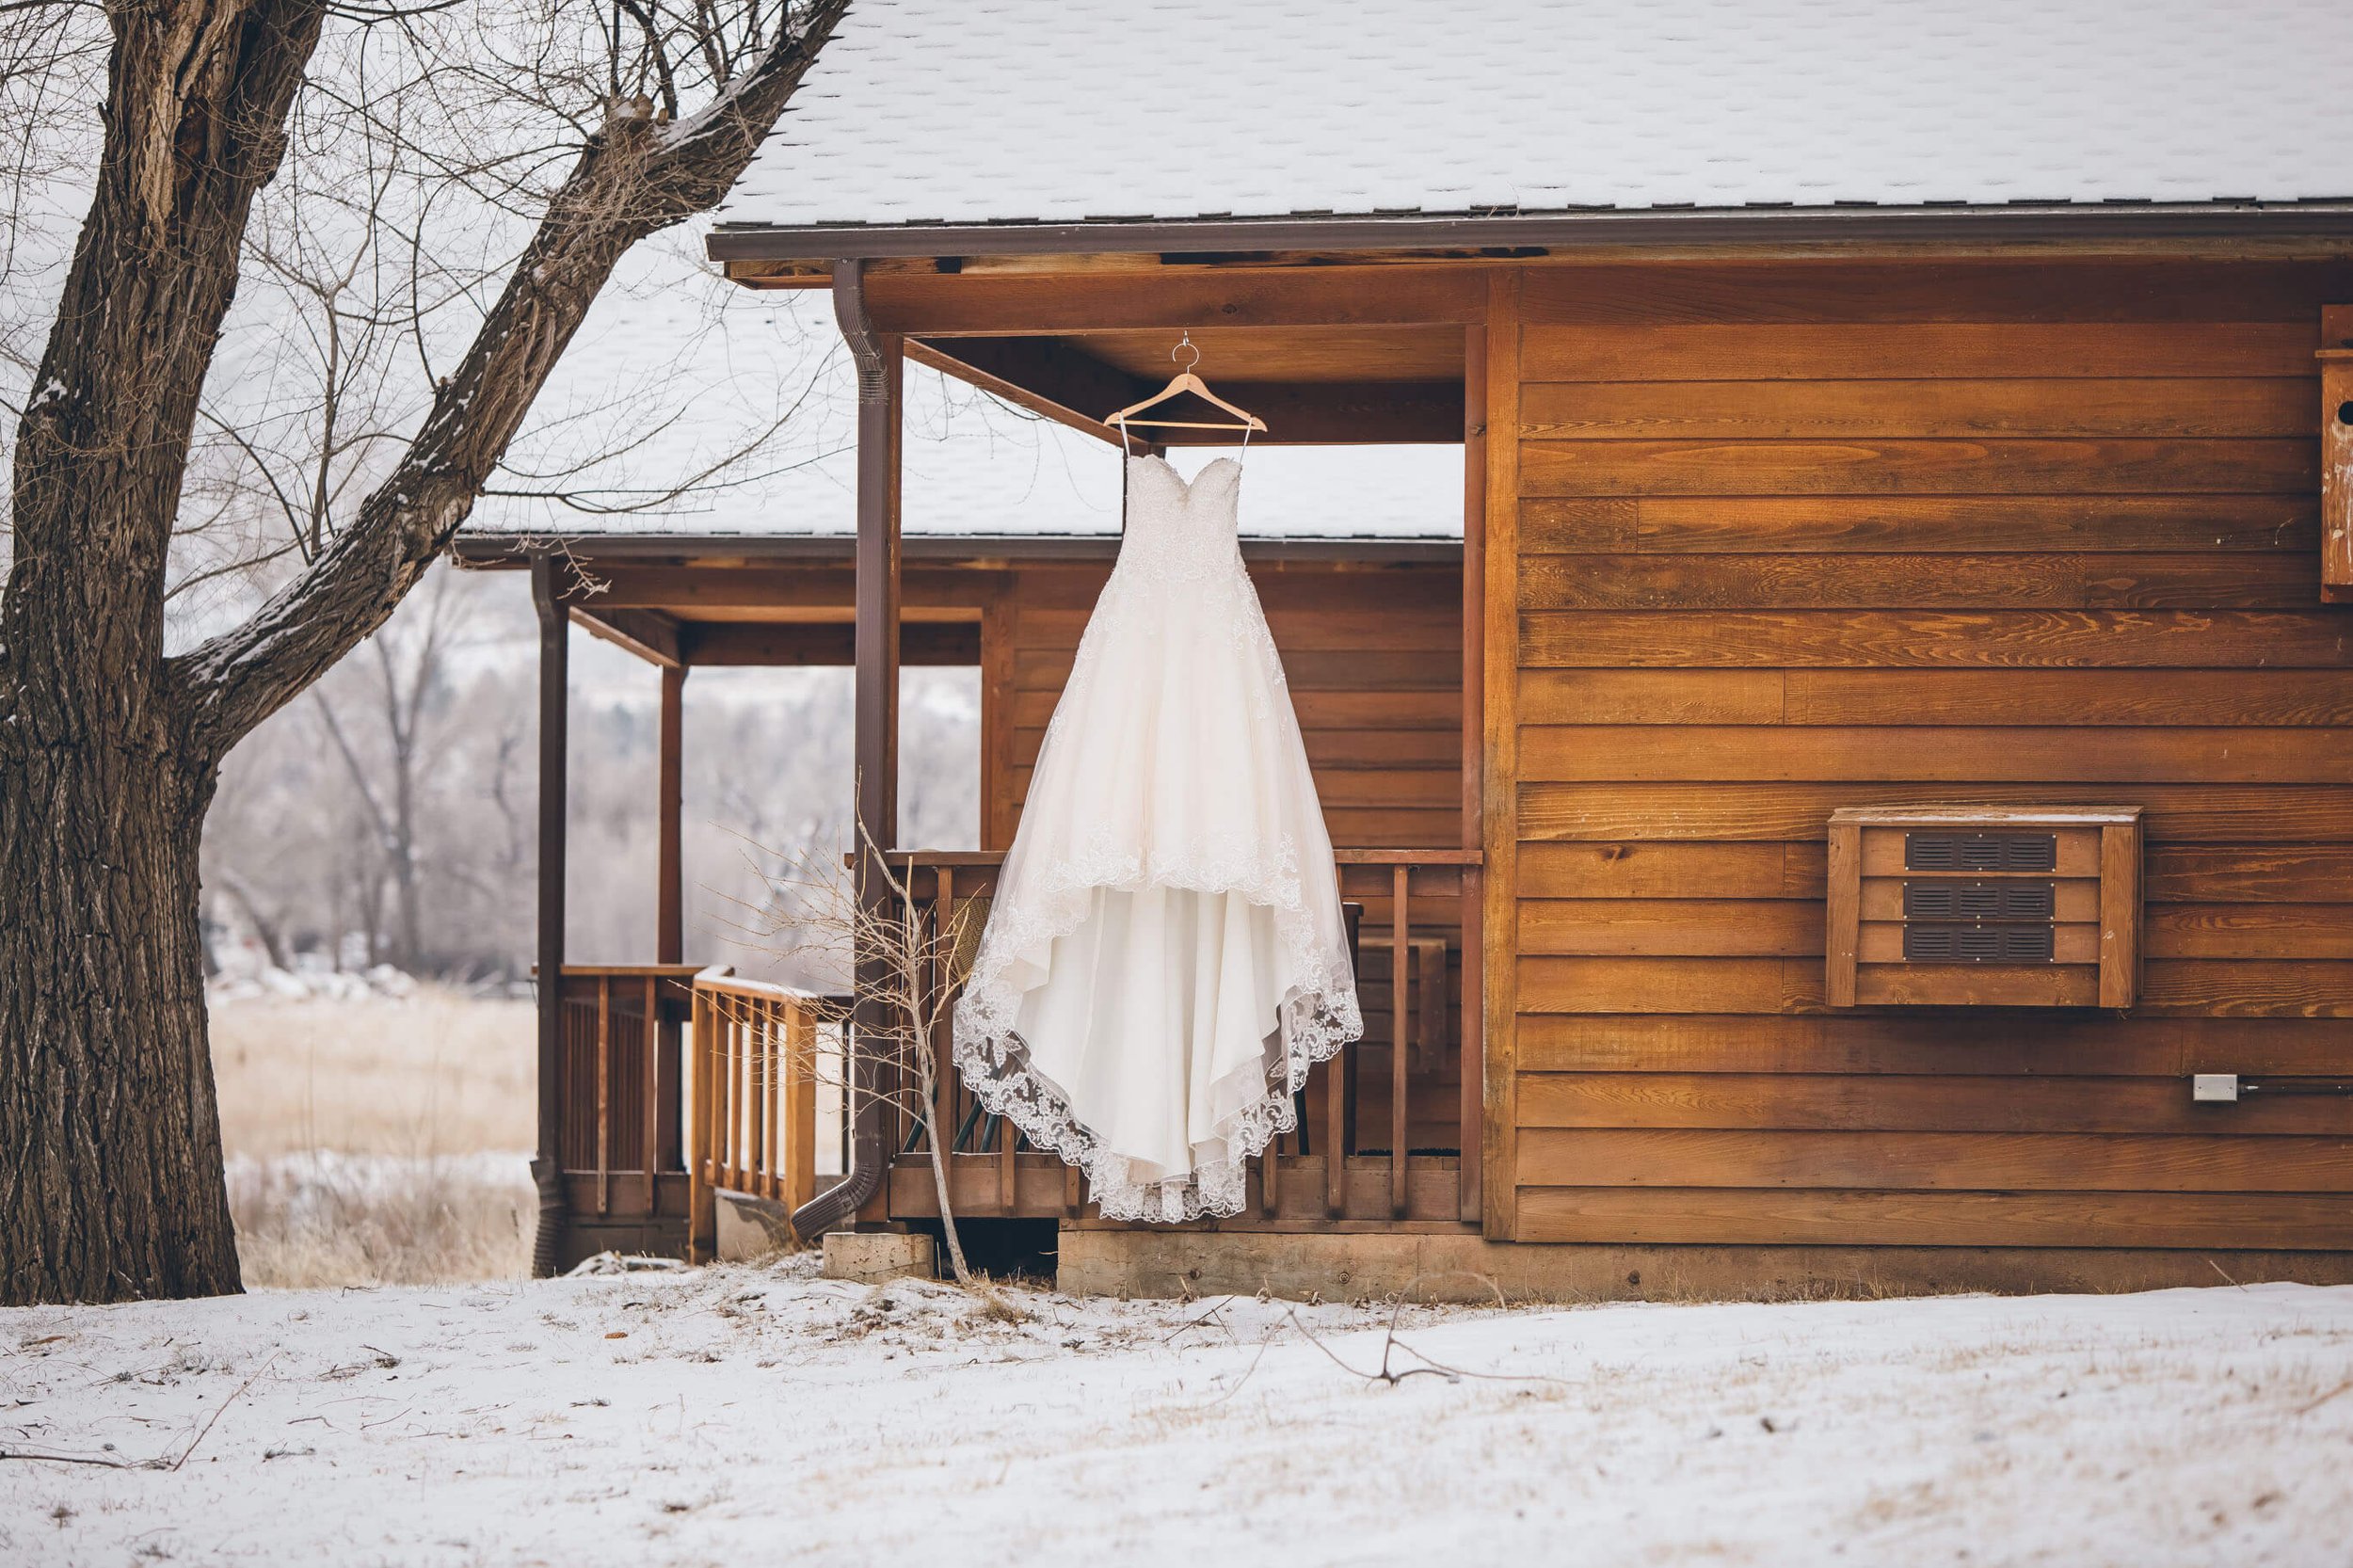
left=530, top=839, right=1481, bottom=1267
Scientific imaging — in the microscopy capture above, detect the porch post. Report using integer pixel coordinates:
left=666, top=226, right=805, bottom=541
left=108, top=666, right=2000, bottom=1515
left=656, top=664, right=686, bottom=966
left=790, top=257, right=902, bottom=1240
left=529, top=552, right=570, bottom=1274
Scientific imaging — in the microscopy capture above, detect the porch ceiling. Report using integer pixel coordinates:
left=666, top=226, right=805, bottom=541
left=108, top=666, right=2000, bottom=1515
left=912, top=323, right=1467, bottom=446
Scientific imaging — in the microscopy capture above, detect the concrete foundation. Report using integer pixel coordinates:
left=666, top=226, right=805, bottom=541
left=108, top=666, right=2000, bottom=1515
left=1056, top=1227, right=2353, bottom=1304
left=712, top=1191, right=797, bottom=1262
left=822, top=1230, right=937, bottom=1284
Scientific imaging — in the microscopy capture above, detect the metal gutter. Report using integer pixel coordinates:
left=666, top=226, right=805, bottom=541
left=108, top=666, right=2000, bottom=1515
left=790, top=259, right=897, bottom=1245
left=528, top=554, right=570, bottom=1276
left=452, top=532, right=1465, bottom=567
left=707, top=200, right=2353, bottom=264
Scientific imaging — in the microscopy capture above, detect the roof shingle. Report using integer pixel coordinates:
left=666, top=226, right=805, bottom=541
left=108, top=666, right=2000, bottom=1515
left=720, top=0, right=2353, bottom=232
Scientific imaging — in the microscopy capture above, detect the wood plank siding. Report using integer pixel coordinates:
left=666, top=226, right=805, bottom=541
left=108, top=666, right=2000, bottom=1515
left=1499, top=260, right=2353, bottom=1250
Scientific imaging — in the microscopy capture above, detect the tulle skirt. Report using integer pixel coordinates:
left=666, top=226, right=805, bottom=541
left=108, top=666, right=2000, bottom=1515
left=951, top=569, right=1361, bottom=1222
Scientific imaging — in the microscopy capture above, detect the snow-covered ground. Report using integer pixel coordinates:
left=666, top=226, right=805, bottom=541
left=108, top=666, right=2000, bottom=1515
left=5, top=1265, right=2347, bottom=1566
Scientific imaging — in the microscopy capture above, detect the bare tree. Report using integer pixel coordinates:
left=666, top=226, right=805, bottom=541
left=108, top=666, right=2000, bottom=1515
left=308, top=566, right=465, bottom=972
left=751, top=823, right=980, bottom=1287
left=0, top=0, right=852, bottom=1304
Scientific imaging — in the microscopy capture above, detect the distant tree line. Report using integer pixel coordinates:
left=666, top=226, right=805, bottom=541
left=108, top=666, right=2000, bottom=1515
left=200, top=565, right=981, bottom=988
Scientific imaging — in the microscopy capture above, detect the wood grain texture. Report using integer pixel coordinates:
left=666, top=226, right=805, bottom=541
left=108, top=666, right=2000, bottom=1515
left=1519, top=725, right=2353, bottom=782
left=1853, top=964, right=2100, bottom=1007
left=1515, top=261, right=2353, bottom=327
left=1785, top=669, right=2353, bottom=727
left=1517, top=552, right=2315, bottom=611
left=1514, top=1013, right=2353, bottom=1076
left=1514, top=1188, right=2353, bottom=1249
left=1517, top=840, right=1825, bottom=899
left=1518, top=783, right=2353, bottom=843
left=1521, top=322, right=2316, bottom=382
left=2146, top=845, right=2353, bottom=902
left=2101, top=821, right=2143, bottom=1009
left=1518, top=1073, right=2353, bottom=1135
left=2146, top=904, right=2353, bottom=958
left=1520, top=377, right=2317, bottom=440
left=1481, top=269, right=1523, bottom=1239
left=1518, top=1128, right=2353, bottom=1191
left=1629, top=494, right=2318, bottom=553
left=1521, top=437, right=2315, bottom=499
left=1520, top=898, right=1823, bottom=956
left=1823, top=820, right=1859, bottom=1006
left=2137, top=960, right=2353, bottom=1016
left=1520, top=610, right=2353, bottom=668
left=1520, top=669, right=1786, bottom=724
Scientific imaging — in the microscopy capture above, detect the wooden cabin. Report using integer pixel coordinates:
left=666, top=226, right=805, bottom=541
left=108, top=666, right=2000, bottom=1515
left=454, top=1, right=2353, bottom=1298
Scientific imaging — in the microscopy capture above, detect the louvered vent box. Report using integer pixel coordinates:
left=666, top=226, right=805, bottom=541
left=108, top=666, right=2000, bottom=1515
left=1826, top=807, right=2141, bottom=1008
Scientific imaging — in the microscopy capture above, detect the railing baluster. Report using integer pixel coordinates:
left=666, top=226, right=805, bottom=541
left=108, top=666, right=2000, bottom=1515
left=870, top=850, right=1478, bottom=1231
left=760, top=997, right=778, bottom=1200
left=726, top=1007, right=744, bottom=1195
left=594, top=974, right=611, bottom=1217
left=687, top=983, right=709, bottom=1262
left=1391, top=865, right=1411, bottom=1220
left=1459, top=866, right=1483, bottom=1224
left=643, top=975, right=660, bottom=1215
left=703, top=991, right=723, bottom=1213
left=1258, top=1125, right=1278, bottom=1218
left=1324, top=1038, right=1348, bottom=1220
left=786, top=1000, right=816, bottom=1216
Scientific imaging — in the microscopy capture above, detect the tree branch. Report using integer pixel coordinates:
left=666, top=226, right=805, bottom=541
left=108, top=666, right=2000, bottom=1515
left=168, top=0, right=848, bottom=757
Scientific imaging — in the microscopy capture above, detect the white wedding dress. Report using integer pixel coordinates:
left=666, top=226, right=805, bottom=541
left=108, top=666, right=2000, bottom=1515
left=951, top=453, right=1363, bottom=1222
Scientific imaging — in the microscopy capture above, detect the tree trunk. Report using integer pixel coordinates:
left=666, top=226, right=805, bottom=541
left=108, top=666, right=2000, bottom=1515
left=0, top=723, right=239, bottom=1304
left=0, top=0, right=327, bottom=1305
left=0, top=0, right=847, bottom=1304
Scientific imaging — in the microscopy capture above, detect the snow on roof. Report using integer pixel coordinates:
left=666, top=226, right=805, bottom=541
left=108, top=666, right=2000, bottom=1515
left=721, top=0, right=2353, bottom=231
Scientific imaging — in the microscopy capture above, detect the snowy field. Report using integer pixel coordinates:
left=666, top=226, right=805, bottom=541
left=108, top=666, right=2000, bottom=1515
left=5, top=1263, right=2349, bottom=1566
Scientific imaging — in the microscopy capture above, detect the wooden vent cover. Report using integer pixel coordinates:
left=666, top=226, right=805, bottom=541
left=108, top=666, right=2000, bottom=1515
left=1826, top=807, right=2142, bottom=1008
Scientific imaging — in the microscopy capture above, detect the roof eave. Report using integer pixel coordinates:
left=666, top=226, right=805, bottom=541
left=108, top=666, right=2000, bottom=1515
left=706, top=200, right=2353, bottom=264
left=451, top=532, right=1464, bottom=567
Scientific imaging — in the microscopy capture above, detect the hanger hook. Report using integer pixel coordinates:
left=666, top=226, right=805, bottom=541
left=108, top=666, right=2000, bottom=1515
left=1172, top=330, right=1200, bottom=373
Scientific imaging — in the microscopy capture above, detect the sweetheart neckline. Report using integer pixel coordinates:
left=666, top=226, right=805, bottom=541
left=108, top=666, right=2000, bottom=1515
left=1128, top=453, right=1241, bottom=493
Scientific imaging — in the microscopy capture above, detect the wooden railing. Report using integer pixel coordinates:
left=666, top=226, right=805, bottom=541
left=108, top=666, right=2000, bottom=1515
left=890, top=847, right=1482, bottom=1225
left=553, top=965, right=697, bottom=1228
left=686, top=969, right=822, bottom=1259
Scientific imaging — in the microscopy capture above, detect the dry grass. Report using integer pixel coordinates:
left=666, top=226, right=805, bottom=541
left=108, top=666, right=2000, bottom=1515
left=210, top=986, right=534, bottom=1158
left=209, top=988, right=536, bottom=1287
left=227, top=1153, right=535, bottom=1287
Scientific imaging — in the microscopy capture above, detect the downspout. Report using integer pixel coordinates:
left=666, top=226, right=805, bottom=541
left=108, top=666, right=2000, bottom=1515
left=791, top=257, right=899, bottom=1241
left=529, top=552, right=570, bottom=1274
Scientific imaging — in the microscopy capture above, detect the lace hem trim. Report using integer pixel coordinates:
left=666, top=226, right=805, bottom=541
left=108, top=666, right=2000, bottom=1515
left=950, top=849, right=1362, bottom=1223
left=952, top=983, right=1361, bottom=1224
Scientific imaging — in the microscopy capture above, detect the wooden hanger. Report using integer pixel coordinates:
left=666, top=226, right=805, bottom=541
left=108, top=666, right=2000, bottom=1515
left=1103, top=332, right=1269, bottom=444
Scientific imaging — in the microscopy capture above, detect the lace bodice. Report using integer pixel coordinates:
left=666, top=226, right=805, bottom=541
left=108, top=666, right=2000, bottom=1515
left=1112, top=455, right=1244, bottom=586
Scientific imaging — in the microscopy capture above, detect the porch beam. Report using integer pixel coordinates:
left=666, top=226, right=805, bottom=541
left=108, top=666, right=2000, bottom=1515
left=571, top=605, right=683, bottom=668
left=657, top=664, right=685, bottom=966
left=907, top=336, right=1139, bottom=446
left=592, top=566, right=947, bottom=611
left=680, top=619, right=977, bottom=666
